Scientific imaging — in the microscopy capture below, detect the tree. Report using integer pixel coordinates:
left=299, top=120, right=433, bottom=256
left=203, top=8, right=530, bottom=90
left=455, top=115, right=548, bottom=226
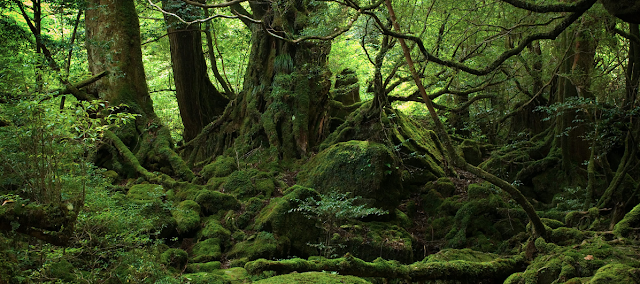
left=85, top=0, right=193, bottom=181
left=162, top=0, right=229, bottom=142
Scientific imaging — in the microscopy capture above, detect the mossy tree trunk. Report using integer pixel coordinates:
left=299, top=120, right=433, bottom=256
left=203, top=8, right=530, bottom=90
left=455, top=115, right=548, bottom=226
left=162, top=0, right=229, bottom=142
left=86, top=0, right=193, bottom=181
left=182, top=0, right=331, bottom=162
left=554, top=16, right=596, bottom=173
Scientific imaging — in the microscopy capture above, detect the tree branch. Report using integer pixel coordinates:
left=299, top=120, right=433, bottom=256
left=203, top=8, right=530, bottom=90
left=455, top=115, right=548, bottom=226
left=500, top=0, right=598, bottom=13
left=364, top=0, right=595, bottom=75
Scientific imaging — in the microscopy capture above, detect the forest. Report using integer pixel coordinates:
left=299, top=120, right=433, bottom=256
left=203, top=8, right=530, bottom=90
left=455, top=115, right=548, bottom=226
left=0, top=0, right=639, bottom=282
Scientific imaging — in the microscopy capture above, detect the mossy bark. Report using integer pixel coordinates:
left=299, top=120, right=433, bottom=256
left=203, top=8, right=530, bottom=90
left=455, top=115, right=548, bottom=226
left=181, top=0, right=331, bottom=163
left=85, top=0, right=194, bottom=181
left=245, top=252, right=525, bottom=282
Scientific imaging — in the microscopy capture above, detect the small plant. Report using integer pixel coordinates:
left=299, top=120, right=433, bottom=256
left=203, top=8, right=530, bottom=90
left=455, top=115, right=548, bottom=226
left=290, top=191, right=387, bottom=258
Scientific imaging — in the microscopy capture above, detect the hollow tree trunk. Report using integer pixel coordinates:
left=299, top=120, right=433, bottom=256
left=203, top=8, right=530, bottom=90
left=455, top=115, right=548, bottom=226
left=163, top=0, right=229, bottom=142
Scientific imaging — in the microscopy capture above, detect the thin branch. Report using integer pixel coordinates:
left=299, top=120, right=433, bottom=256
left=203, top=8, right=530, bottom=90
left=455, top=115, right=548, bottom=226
left=500, top=0, right=597, bottom=13
left=180, top=0, right=248, bottom=9
left=147, top=0, right=240, bottom=26
left=364, top=0, right=595, bottom=75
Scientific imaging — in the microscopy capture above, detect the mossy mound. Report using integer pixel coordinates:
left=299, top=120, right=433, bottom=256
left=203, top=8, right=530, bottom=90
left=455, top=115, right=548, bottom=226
left=251, top=185, right=321, bottom=257
left=191, top=237, right=223, bottom=263
left=125, top=184, right=176, bottom=238
left=297, top=140, right=404, bottom=210
left=127, top=184, right=164, bottom=203
left=235, top=197, right=267, bottom=229
left=227, top=231, right=281, bottom=261
left=186, top=261, right=221, bottom=273
left=458, top=139, right=488, bottom=166
left=201, top=155, right=238, bottom=180
left=423, top=248, right=500, bottom=262
left=337, top=222, right=414, bottom=263
left=182, top=267, right=249, bottom=284
left=173, top=200, right=201, bottom=236
left=196, top=190, right=240, bottom=215
left=222, top=169, right=276, bottom=200
left=254, top=271, right=371, bottom=284
left=505, top=236, right=640, bottom=283
left=160, top=248, right=188, bottom=270
left=198, top=216, right=231, bottom=244
left=445, top=183, right=527, bottom=252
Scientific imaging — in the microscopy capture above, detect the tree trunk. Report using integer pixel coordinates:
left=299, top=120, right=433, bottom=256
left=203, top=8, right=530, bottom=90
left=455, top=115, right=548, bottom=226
left=86, top=0, right=194, bottom=181
left=182, top=0, right=331, bottom=162
left=163, top=0, right=229, bottom=142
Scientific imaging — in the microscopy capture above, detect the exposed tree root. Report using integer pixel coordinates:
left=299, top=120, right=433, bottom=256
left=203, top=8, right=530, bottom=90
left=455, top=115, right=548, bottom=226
left=245, top=253, right=524, bottom=282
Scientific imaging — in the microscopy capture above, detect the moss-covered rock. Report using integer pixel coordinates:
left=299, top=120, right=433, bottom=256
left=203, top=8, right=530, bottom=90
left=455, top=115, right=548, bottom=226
left=191, top=238, right=223, bottom=263
left=251, top=185, right=321, bottom=257
left=201, top=155, right=238, bottom=180
left=161, top=248, right=188, bottom=270
left=459, top=139, right=484, bottom=166
left=590, top=263, right=640, bottom=283
left=127, top=184, right=164, bottom=203
left=254, top=271, right=371, bottom=284
left=227, top=231, right=280, bottom=261
left=444, top=183, right=527, bottom=251
left=507, top=236, right=640, bottom=284
left=196, top=190, right=240, bottom=215
left=198, top=216, right=231, bottom=244
left=222, top=169, right=276, bottom=200
left=173, top=200, right=201, bottom=235
left=337, top=221, right=414, bottom=263
left=297, top=140, right=404, bottom=210
left=185, top=261, right=221, bottom=273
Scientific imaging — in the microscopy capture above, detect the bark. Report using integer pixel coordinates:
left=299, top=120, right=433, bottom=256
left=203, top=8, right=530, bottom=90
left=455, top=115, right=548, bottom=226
left=86, top=0, right=194, bottom=181
left=182, top=0, right=331, bottom=162
left=245, top=254, right=525, bottom=282
left=163, top=0, right=229, bottom=142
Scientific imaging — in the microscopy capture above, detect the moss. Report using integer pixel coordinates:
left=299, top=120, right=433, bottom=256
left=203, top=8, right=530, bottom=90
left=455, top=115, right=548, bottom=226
left=161, top=248, right=188, bottom=270
left=196, top=190, right=240, bottom=215
left=201, top=155, right=238, bottom=180
left=233, top=197, right=263, bottom=229
left=516, top=236, right=640, bottom=283
left=459, top=139, right=484, bottom=166
left=253, top=272, right=371, bottom=283
left=173, top=200, right=201, bottom=235
left=198, top=216, right=231, bottom=244
left=182, top=267, right=250, bottom=284
left=223, top=169, right=276, bottom=200
left=127, top=184, right=164, bottom=203
left=191, top=238, right=223, bottom=263
left=467, top=183, right=494, bottom=200
left=251, top=186, right=320, bottom=256
left=590, top=263, right=640, bottom=283
left=423, top=248, right=498, bottom=262
left=613, top=202, right=640, bottom=238
left=228, top=231, right=280, bottom=261
left=185, top=261, right=221, bottom=273
left=297, top=140, right=404, bottom=210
